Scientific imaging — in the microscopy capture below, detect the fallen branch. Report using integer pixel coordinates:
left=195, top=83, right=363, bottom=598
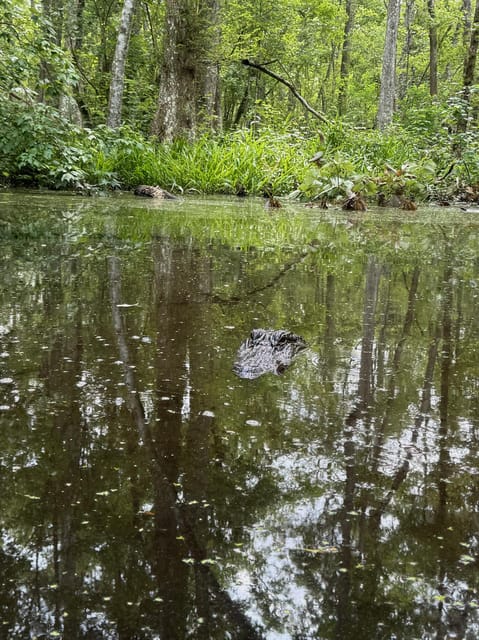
left=241, top=58, right=329, bottom=130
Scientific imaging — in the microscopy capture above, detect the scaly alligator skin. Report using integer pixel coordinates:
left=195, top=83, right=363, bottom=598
left=233, top=328, right=307, bottom=379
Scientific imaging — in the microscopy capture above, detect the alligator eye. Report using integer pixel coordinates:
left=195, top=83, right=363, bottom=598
left=276, top=362, right=287, bottom=375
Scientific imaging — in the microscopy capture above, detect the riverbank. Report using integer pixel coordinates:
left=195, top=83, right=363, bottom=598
left=2, top=107, right=478, bottom=207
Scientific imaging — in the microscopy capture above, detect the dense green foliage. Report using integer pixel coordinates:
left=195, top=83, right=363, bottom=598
left=2, top=102, right=478, bottom=202
left=1, top=0, right=479, bottom=199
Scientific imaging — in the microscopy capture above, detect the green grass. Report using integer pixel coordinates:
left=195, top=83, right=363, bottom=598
left=103, top=128, right=316, bottom=195
left=97, top=124, right=467, bottom=199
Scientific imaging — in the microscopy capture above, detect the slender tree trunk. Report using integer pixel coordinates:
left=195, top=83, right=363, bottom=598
left=358, top=257, right=382, bottom=404
left=197, top=0, right=222, bottom=131
left=199, top=60, right=222, bottom=132
left=232, top=82, right=250, bottom=127
left=106, top=0, right=136, bottom=128
left=428, top=0, right=438, bottom=95
left=464, top=0, right=479, bottom=87
left=66, top=0, right=86, bottom=51
left=458, top=0, right=479, bottom=131
left=397, top=0, right=414, bottom=99
left=61, top=0, right=88, bottom=125
left=38, top=0, right=63, bottom=104
left=463, top=0, right=472, bottom=45
left=338, top=0, right=356, bottom=116
left=377, top=0, right=402, bottom=130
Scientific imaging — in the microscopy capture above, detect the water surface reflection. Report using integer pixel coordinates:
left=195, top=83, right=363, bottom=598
left=0, top=192, right=478, bottom=639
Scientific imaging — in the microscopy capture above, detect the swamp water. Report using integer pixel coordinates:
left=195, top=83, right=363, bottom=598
left=0, top=191, right=478, bottom=640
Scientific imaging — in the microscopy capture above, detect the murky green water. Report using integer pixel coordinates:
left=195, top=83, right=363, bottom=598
left=1, top=190, right=479, bottom=639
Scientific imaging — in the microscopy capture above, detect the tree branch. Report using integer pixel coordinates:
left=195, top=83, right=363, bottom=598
left=241, top=58, right=330, bottom=128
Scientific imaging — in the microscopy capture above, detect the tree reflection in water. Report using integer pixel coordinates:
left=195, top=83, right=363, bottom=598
left=0, top=194, right=478, bottom=639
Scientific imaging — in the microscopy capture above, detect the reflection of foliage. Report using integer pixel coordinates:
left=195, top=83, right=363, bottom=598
left=1, top=196, right=479, bottom=637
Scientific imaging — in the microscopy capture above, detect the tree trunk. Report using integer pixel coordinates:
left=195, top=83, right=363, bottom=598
left=458, top=0, right=479, bottom=131
left=151, top=0, right=220, bottom=141
left=377, top=0, right=402, bottom=130
left=66, top=0, right=86, bottom=51
left=62, top=0, right=89, bottom=125
left=463, top=0, right=479, bottom=88
left=197, top=0, right=222, bottom=132
left=151, top=0, right=198, bottom=140
left=428, top=0, right=438, bottom=95
left=463, top=0, right=472, bottom=45
left=398, top=0, right=414, bottom=99
left=106, top=0, right=136, bottom=128
left=38, top=0, right=62, bottom=104
left=198, top=60, right=222, bottom=132
left=358, top=257, right=382, bottom=404
left=338, top=0, right=356, bottom=116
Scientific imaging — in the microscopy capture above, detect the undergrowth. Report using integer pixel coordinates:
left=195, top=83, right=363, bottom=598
left=1, top=95, right=478, bottom=202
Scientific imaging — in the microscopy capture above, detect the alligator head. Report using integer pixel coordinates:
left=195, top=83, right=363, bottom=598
left=233, top=328, right=307, bottom=380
